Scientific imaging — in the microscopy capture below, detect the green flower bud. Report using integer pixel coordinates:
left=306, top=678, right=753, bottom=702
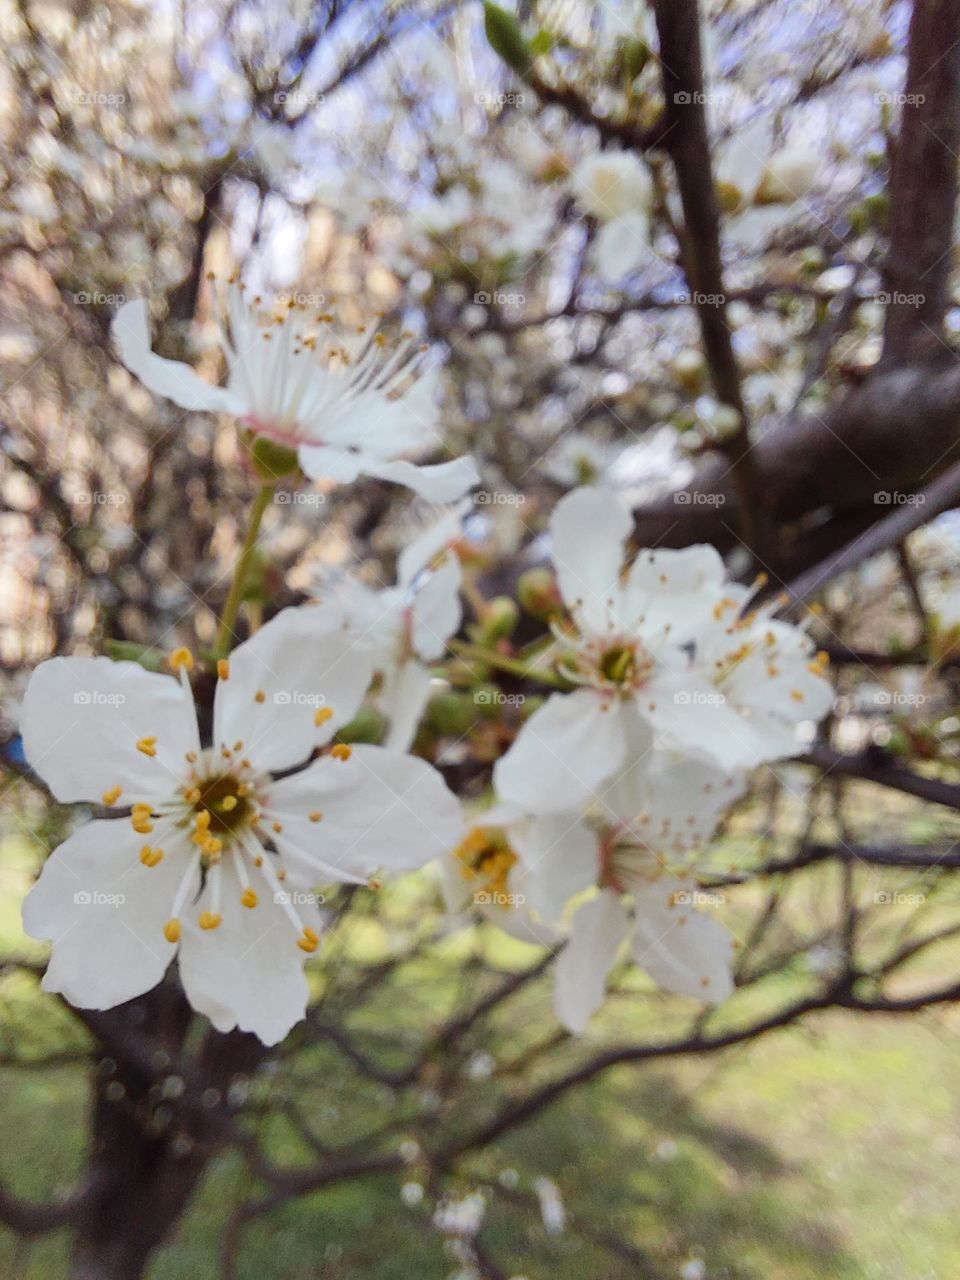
left=479, top=596, right=520, bottom=643
left=426, top=691, right=476, bottom=737
left=517, top=568, right=562, bottom=619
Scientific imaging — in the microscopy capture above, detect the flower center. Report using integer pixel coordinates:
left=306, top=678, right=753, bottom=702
left=557, top=632, right=654, bottom=696
left=456, top=827, right=518, bottom=908
left=191, top=772, right=254, bottom=837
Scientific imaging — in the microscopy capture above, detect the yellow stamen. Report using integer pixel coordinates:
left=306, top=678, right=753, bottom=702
left=272, top=821, right=283, bottom=833
left=185, top=787, right=201, bottom=803
left=330, top=744, right=352, bottom=761
left=168, top=647, right=194, bottom=673
left=131, top=817, right=154, bottom=834
left=309, top=811, right=323, bottom=823
left=163, top=918, right=181, bottom=943
left=220, top=795, right=238, bottom=812
left=217, top=659, right=230, bottom=680
left=314, top=706, right=334, bottom=726
left=140, top=845, right=164, bottom=867
left=101, top=785, right=122, bottom=806
left=255, top=690, right=266, bottom=703
left=198, top=911, right=222, bottom=931
left=136, top=737, right=157, bottom=758
left=241, top=888, right=258, bottom=909
left=297, top=927, right=320, bottom=953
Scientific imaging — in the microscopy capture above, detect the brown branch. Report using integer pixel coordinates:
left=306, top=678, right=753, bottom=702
left=883, top=0, right=960, bottom=363
left=652, top=0, right=760, bottom=557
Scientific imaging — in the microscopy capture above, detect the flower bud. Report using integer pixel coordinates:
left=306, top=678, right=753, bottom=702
left=517, top=567, right=563, bottom=620
left=426, top=691, right=476, bottom=737
left=479, top=596, right=520, bottom=643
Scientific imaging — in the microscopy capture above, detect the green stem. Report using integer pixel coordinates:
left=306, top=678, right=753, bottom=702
left=448, top=639, right=569, bottom=689
left=214, top=483, right=274, bottom=659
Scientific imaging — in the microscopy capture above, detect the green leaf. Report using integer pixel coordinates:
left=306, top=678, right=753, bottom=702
left=483, top=2, right=533, bottom=79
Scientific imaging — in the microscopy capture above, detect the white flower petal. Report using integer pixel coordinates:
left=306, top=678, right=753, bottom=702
left=630, top=876, right=734, bottom=1004
left=266, top=744, right=462, bottom=881
left=22, top=819, right=187, bottom=1009
left=509, top=812, right=597, bottom=923
left=295, top=444, right=365, bottom=484
left=550, top=486, right=633, bottom=632
left=215, top=606, right=375, bottom=772
left=493, top=689, right=626, bottom=815
left=112, top=300, right=240, bottom=414
left=643, top=668, right=773, bottom=769
left=177, top=885, right=322, bottom=1045
left=594, top=214, right=651, bottom=278
left=358, top=455, right=480, bottom=502
left=554, top=890, right=630, bottom=1033
left=382, top=660, right=434, bottom=752
left=22, top=657, right=199, bottom=803
left=411, top=552, right=462, bottom=661
left=397, top=498, right=471, bottom=587
left=623, top=544, right=730, bottom=641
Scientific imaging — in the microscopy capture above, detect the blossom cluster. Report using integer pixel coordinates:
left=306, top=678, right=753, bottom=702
left=20, top=294, right=832, bottom=1045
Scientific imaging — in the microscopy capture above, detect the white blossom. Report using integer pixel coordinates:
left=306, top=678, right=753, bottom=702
left=494, top=487, right=832, bottom=813
left=21, top=607, right=462, bottom=1044
left=112, top=285, right=478, bottom=503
